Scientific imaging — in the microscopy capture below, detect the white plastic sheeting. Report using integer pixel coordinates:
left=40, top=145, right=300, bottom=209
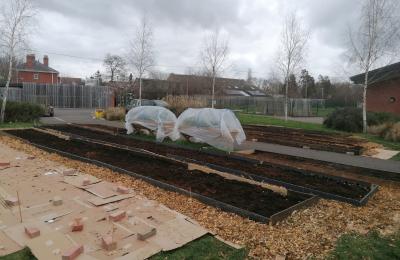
left=125, top=106, right=180, bottom=142
left=176, top=108, right=246, bottom=151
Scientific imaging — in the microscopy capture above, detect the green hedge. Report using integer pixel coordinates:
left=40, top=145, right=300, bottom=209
left=0, top=101, right=45, bottom=123
left=323, top=107, right=400, bottom=132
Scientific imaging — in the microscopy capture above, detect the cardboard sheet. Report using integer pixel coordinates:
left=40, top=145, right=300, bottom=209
left=26, top=231, right=97, bottom=260
left=63, top=174, right=101, bottom=188
left=83, top=181, right=118, bottom=199
left=149, top=216, right=208, bottom=251
left=114, top=242, right=162, bottom=260
left=3, top=220, right=54, bottom=247
left=87, top=194, right=134, bottom=206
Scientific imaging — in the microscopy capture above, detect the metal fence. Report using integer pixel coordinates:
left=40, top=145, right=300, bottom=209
left=0, top=83, right=113, bottom=108
left=212, top=96, right=325, bottom=117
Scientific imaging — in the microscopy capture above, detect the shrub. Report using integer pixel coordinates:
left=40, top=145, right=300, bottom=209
left=384, top=122, right=400, bottom=142
left=368, top=123, right=392, bottom=136
left=324, top=107, right=400, bottom=133
left=0, top=101, right=44, bottom=123
left=104, top=107, right=125, bottom=121
left=163, top=95, right=207, bottom=115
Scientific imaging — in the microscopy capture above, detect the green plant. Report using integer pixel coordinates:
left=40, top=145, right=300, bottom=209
left=329, top=231, right=400, bottom=259
left=324, top=108, right=400, bottom=133
left=104, top=107, right=125, bottom=121
left=0, top=101, right=44, bottom=123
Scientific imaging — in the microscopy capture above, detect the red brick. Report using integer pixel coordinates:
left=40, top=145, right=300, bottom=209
left=82, top=178, right=91, bottom=186
left=71, top=218, right=83, bottom=232
left=367, top=80, right=400, bottom=116
left=24, top=227, right=40, bottom=238
left=0, top=162, right=10, bottom=167
left=101, top=235, right=117, bottom=251
left=62, top=244, right=83, bottom=260
left=109, top=210, right=126, bottom=222
left=117, top=186, right=129, bottom=194
left=5, top=197, right=19, bottom=206
left=137, top=227, right=156, bottom=241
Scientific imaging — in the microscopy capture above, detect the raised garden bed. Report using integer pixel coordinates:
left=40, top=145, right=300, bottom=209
left=42, top=124, right=378, bottom=205
left=3, top=129, right=317, bottom=224
left=243, top=124, right=367, bottom=155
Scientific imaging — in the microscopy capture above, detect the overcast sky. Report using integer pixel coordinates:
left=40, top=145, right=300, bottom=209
left=28, top=0, right=362, bottom=81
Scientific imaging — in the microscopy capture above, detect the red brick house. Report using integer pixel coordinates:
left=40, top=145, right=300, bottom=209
left=350, top=62, right=400, bottom=116
left=13, top=54, right=60, bottom=84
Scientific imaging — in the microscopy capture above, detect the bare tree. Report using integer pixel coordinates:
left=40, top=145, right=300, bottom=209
left=277, top=12, right=309, bottom=120
left=128, top=16, right=154, bottom=105
left=103, top=54, right=126, bottom=82
left=347, top=0, right=400, bottom=133
left=0, top=0, right=35, bottom=123
left=200, top=29, right=229, bottom=108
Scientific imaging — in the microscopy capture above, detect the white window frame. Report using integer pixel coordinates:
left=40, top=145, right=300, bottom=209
left=33, top=73, right=39, bottom=80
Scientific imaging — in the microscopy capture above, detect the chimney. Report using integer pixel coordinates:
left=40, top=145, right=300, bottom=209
left=26, top=54, right=35, bottom=68
left=43, top=55, right=49, bottom=67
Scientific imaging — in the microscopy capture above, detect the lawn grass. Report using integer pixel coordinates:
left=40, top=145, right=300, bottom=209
left=0, top=121, right=37, bottom=129
left=150, top=234, right=247, bottom=260
left=0, top=247, right=36, bottom=260
left=328, top=231, right=400, bottom=260
left=311, top=106, right=336, bottom=117
left=237, top=113, right=400, bottom=159
left=237, top=112, right=335, bottom=133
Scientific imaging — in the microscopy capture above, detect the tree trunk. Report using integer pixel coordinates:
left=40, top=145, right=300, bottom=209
left=362, top=71, right=369, bottom=133
left=284, top=74, right=289, bottom=121
left=0, top=53, right=13, bottom=123
left=211, top=67, right=216, bottom=109
left=139, top=76, right=142, bottom=106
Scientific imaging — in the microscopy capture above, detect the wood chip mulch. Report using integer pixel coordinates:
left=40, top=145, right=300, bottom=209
left=1, top=135, right=399, bottom=259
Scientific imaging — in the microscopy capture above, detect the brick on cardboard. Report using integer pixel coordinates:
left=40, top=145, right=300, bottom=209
left=25, top=227, right=40, bottom=238
left=62, top=244, right=84, bottom=260
left=52, top=196, right=63, bottom=206
left=5, top=197, right=18, bottom=206
left=137, top=227, right=157, bottom=241
left=101, top=235, right=117, bottom=251
left=62, top=169, right=76, bottom=176
left=117, top=186, right=129, bottom=194
left=71, top=219, right=83, bottom=232
left=109, top=210, right=126, bottom=222
left=82, top=178, right=91, bottom=186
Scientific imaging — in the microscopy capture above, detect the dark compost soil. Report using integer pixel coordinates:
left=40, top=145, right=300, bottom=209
left=43, top=124, right=372, bottom=200
left=243, top=125, right=367, bottom=155
left=5, top=129, right=311, bottom=218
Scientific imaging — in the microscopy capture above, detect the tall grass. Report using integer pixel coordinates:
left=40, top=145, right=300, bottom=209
left=105, top=107, right=125, bottom=121
left=164, top=95, right=207, bottom=115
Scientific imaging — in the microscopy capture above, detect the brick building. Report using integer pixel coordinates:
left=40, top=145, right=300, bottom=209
left=350, top=62, right=400, bottom=116
left=13, top=54, right=60, bottom=84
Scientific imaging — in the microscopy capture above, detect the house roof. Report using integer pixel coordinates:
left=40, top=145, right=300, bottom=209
left=223, top=89, right=250, bottom=96
left=247, top=90, right=267, bottom=96
left=16, top=60, right=59, bottom=74
left=350, top=61, right=400, bottom=84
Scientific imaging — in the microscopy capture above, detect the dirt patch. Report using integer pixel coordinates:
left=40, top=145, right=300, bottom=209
left=44, top=124, right=373, bottom=200
left=243, top=125, right=370, bottom=155
left=1, top=134, right=400, bottom=259
left=5, top=129, right=310, bottom=219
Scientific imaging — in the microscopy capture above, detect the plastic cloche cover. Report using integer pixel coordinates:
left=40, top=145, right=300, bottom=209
left=125, top=106, right=180, bottom=142
left=176, top=108, right=246, bottom=151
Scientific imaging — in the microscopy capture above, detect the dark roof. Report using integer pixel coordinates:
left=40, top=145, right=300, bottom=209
left=223, top=89, right=250, bottom=96
left=350, top=61, right=400, bottom=84
left=16, top=60, right=59, bottom=74
left=247, top=90, right=267, bottom=96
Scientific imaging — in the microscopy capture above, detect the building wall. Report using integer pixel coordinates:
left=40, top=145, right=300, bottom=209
left=16, top=71, right=59, bottom=84
left=367, top=79, right=400, bottom=115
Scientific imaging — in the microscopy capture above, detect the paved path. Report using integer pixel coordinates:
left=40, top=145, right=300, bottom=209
left=40, top=108, right=124, bottom=128
left=273, top=116, right=324, bottom=124
left=240, top=141, right=400, bottom=174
